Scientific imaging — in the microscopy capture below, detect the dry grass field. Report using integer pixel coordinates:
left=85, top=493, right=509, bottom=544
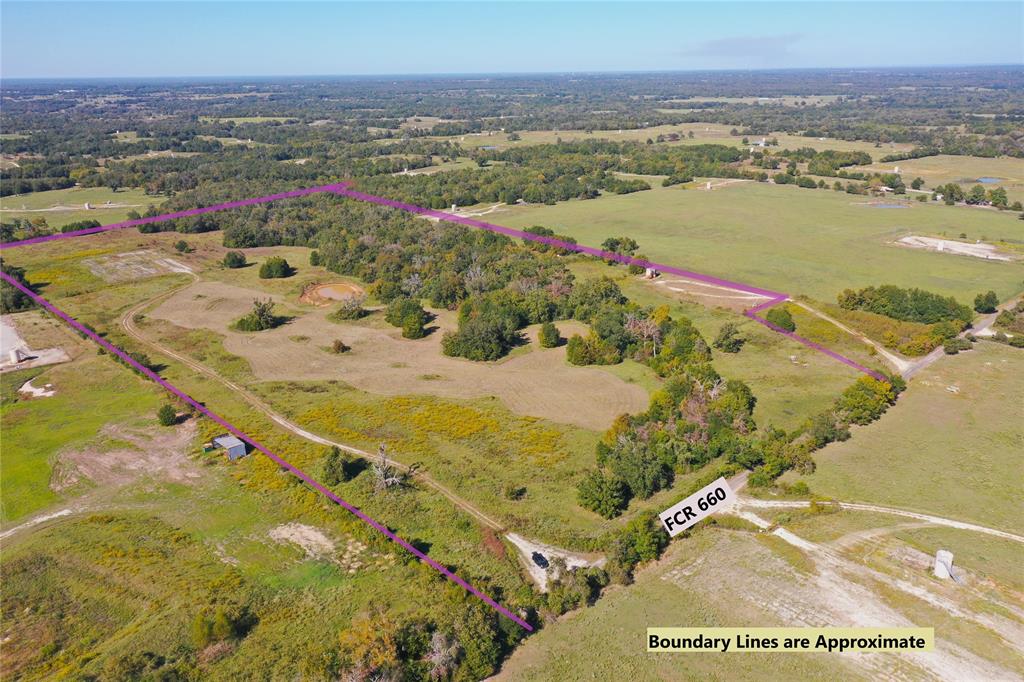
left=147, top=280, right=648, bottom=430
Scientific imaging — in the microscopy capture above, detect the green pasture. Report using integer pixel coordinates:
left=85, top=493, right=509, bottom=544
left=791, top=342, right=1024, bottom=534
left=499, top=181, right=1024, bottom=303
left=0, top=186, right=164, bottom=230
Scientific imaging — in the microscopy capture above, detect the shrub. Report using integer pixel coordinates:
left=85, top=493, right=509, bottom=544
left=330, top=339, right=350, bottom=354
left=322, top=446, right=358, bottom=485
left=1009, top=336, right=1024, bottom=348
left=258, top=256, right=293, bottom=279
left=765, top=306, right=796, bottom=332
left=333, top=294, right=367, bottom=320
left=973, top=290, right=999, bottom=314
left=402, top=314, right=426, bottom=339
left=713, top=322, right=744, bottom=352
left=174, top=240, right=190, bottom=253
left=157, top=404, right=177, bottom=426
left=538, top=321, right=560, bottom=348
left=566, top=333, right=621, bottom=365
left=943, top=337, right=972, bottom=355
left=233, top=298, right=281, bottom=331
left=441, top=315, right=519, bottom=359
left=222, top=251, right=246, bottom=268
left=835, top=376, right=896, bottom=425
left=576, top=470, right=628, bottom=518
left=385, top=297, right=426, bottom=328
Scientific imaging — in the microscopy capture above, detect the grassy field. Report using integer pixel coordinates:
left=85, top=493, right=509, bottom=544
left=497, top=181, right=1024, bottom=303
left=419, top=122, right=913, bottom=158
left=792, top=342, right=1024, bottom=534
left=0, top=355, right=165, bottom=523
left=0, top=186, right=164, bottom=230
left=198, top=115, right=295, bottom=124
left=852, top=154, right=1024, bottom=205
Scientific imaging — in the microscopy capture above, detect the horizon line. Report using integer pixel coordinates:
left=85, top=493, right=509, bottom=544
left=3, top=62, right=1021, bottom=83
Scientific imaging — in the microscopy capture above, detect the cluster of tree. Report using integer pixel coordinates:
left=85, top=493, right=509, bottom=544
left=838, top=285, right=973, bottom=325
left=385, top=297, right=428, bottom=339
left=0, top=261, right=34, bottom=312
left=933, top=183, right=1015, bottom=209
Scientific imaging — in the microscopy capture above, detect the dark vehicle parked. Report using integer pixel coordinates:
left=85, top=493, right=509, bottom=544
left=531, top=551, right=549, bottom=569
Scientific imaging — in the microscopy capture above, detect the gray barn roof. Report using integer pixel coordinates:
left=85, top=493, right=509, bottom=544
left=213, top=435, right=245, bottom=449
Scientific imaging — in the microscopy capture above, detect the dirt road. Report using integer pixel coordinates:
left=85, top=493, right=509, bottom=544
left=737, top=498, right=1024, bottom=544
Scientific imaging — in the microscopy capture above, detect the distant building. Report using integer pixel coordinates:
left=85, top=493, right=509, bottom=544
left=213, top=434, right=247, bottom=461
left=644, top=267, right=659, bottom=279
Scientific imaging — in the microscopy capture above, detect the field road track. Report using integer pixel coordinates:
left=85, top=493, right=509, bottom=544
left=736, top=498, right=1024, bottom=544
left=791, top=300, right=913, bottom=375
left=120, top=283, right=505, bottom=533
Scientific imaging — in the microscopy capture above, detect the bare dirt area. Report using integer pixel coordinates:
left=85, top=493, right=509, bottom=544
left=662, top=526, right=1021, bottom=680
left=648, top=276, right=772, bottom=312
left=51, top=421, right=201, bottom=492
left=506, top=533, right=605, bottom=591
left=83, top=249, right=194, bottom=282
left=298, top=281, right=365, bottom=307
left=895, top=235, right=1013, bottom=261
left=0, top=313, right=73, bottom=373
left=150, top=281, right=647, bottom=430
left=268, top=522, right=395, bottom=574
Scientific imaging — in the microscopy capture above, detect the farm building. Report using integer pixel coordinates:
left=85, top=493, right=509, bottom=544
left=212, top=434, right=247, bottom=461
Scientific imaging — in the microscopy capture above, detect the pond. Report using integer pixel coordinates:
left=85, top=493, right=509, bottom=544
left=976, top=177, right=1003, bottom=183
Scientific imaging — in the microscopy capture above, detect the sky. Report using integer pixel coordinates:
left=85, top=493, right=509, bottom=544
left=1, top=1, right=1021, bottom=79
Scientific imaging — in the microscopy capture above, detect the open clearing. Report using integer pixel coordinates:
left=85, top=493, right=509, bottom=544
left=84, top=248, right=194, bottom=282
left=51, top=421, right=201, bottom=492
left=853, top=154, right=1024, bottom=205
left=148, top=279, right=648, bottom=431
left=0, top=313, right=72, bottom=373
left=498, top=180, right=1024, bottom=302
left=791, top=342, right=1024, bottom=534
left=497, top=521, right=1024, bottom=680
left=0, top=186, right=164, bottom=229
left=896, top=235, right=1014, bottom=261
left=416, top=122, right=913, bottom=158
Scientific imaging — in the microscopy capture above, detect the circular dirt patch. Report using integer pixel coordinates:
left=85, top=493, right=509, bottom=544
left=300, top=282, right=365, bottom=306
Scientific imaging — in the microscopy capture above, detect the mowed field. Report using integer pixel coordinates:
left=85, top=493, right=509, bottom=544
left=0, top=186, right=164, bottom=230
left=792, top=342, right=1024, bottom=534
left=498, top=181, right=1024, bottom=303
left=852, top=154, right=1024, bottom=205
left=495, top=520, right=1023, bottom=680
left=414, top=122, right=914, bottom=158
left=147, top=279, right=647, bottom=431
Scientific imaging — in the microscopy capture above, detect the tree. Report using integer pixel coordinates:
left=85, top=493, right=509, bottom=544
left=713, top=322, right=744, bottom=353
left=423, top=631, right=461, bottom=680
left=966, top=184, right=987, bottom=205
left=333, top=293, right=366, bottom=320
left=0, top=260, right=34, bottom=313
left=322, top=445, right=357, bottom=485
left=222, top=251, right=246, bottom=268
left=371, top=444, right=408, bottom=492
left=974, top=290, right=999, bottom=314
left=765, top=306, right=796, bottom=332
left=538, top=321, right=560, bottom=348
left=258, top=256, right=292, bottom=279
left=576, top=470, right=628, bottom=518
left=234, top=298, right=279, bottom=331
left=911, top=177, right=924, bottom=190
left=402, top=314, right=425, bottom=339
left=174, top=239, right=190, bottom=253
left=157, top=404, right=177, bottom=426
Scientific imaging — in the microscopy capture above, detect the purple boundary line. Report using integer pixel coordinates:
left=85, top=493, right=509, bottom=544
left=0, top=270, right=532, bottom=632
left=332, top=187, right=889, bottom=383
left=0, top=182, right=353, bottom=250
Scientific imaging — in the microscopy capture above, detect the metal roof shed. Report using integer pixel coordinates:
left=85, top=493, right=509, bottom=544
left=213, top=435, right=247, bottom=461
